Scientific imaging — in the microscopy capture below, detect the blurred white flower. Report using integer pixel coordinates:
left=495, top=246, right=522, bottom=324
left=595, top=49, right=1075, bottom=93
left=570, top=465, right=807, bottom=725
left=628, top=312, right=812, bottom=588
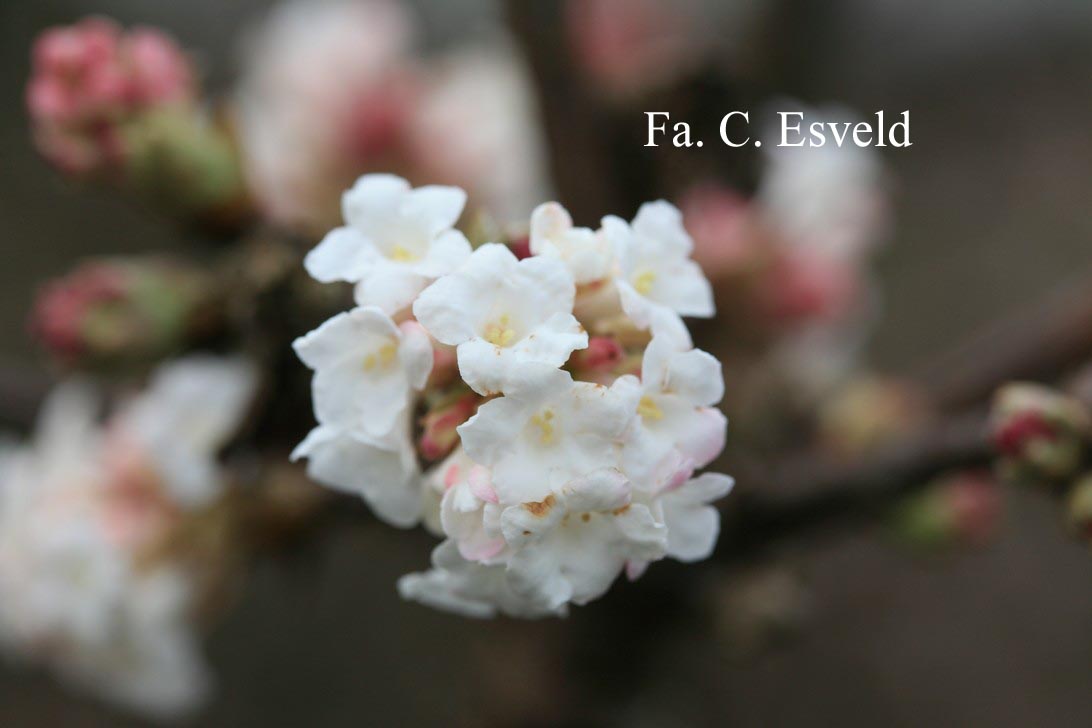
left=603, top=200, right=714, bottom=331
left=409, top=47, right=551, bottom=224
left=759, top=105, right=891, bottom=263
left=238, top=0, right=417, bottom=233
left=239, top=1, right=550, bottom=233
left=413, top=244, right=586, bottom=396
left=305, top=174, right=471, bottom=314
left=0, top=367, right=248, bottom=717
left=110, top=356, right=256, bottom=509
left=530, top=202, right=613, bottom=285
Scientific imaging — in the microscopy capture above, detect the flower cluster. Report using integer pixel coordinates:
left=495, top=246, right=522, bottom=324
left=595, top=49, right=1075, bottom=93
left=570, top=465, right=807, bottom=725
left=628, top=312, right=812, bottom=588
left=293, top=174, right=731, bottom=617
left=26, top=17, right=194, bottom=176
left=0, top=357, right=255, bottom=716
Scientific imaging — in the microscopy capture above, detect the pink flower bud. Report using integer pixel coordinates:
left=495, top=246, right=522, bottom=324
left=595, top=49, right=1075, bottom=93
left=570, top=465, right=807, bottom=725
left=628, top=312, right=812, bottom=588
left=26, top=17, right=194, bottom=176
left=990, top=383, right=1090, bottom=482
left=418, top=393, right=480, bottom=461
left=891, top=470, right=1003, bottom=550
left=680, top=184, right=761, bottom=282
left=568, top=336, right=624, bottom=374
left=757, top=248, right=858, bottom=327
left=30, top=259, right=217, bottom=365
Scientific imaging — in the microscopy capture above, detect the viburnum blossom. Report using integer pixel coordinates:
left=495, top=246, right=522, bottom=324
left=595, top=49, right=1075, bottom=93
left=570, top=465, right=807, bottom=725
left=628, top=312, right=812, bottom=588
left=602, top=201, right=715, bottom=331
left=295, top=173, right=732, bottom=617
left=304, top=174, right=471, bottom=314
left=0, top=356, right=255, bottom=716
left=413, top=244, right=587, bottom=396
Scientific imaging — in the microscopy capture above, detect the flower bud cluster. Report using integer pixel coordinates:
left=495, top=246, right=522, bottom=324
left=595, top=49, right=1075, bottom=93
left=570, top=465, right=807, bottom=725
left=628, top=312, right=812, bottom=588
left=26, top=18, right=194, bottom=176
left=30, top=258, right=218, bottom=366
left=293, top=174, right=732, bottom=617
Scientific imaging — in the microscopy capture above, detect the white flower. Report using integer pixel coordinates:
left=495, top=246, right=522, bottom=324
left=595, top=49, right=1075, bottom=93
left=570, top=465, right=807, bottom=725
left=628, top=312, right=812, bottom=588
left=238, top=0, right=416, bottom=233
left=659, top=472, right=734, bottom=562
left=0, top=386, right=210, bottom=718
left=398, top=540, right=564, bottom=619
left=623, top=332, right=727, bottom=490
left=603, top=200, right=714, bottom=330
left=291, top=420, right=421, bottom=528
left=304, top=174, right=472, bottom=314
left=439, top=460, right=505, bottom=562
left=293, top=306, right=432, bottom=441
left=458, top=370, right=639, bottom=503
left=413, top=243, right=587, bottom=396
left=530, top=202, right=613, bottom=284
left=498, top=469, right=666, bottom=609
left=112, top=357, right=257, bottom=508
left=759, top=104, right=889, bottom=262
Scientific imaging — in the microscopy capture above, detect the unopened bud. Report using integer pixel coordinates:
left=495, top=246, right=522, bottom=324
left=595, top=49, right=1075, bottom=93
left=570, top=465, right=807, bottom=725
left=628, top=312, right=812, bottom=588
left=568, top=336, right=624, bottom=380
left=890, top=470, right=1003, bottom=550
left=418, top=392, right=480, bottom=461
left=30, top=258, right=219, bottom=366
left=991, top=383, right=1090, bottom=482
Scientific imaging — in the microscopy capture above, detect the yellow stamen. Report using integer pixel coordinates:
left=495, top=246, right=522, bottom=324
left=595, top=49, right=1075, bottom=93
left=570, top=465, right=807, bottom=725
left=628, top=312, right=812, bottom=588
left=633, top=270, right=656, bottom=295
left=363, top=342, right=399, bottom=371
left=389, top=245, right=417, bottom=262
left=483, top=314, right=516, bottom=347
left=638, top=395, right=663, bottom=421
left=531, top=409, right=556, bottom=445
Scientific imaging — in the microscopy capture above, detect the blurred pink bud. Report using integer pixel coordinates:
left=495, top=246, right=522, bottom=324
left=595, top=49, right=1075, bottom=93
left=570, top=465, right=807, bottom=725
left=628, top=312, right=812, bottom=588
left=507, top=234, right=532, bottom=261
left=419, top=393, right=480, bottom=461
left=30, top=259, right=217, bottom=365
left=757, top=248, right=858, bottom=327
left=32, top=262, right=127, bottom=357
left=991, top=383, right=1090, bottom=481
left=569, top=336, right=624, bottom=375
left=566, top=0, right=700, bottom=97
left=943, top=472, right=1003, bottom=546
left=891, top=470, right=1003, bottom=550
left=26, top=17, right=194, bottom=176
left=427, top=345, right=460, bottom=389
left=680, top=185, right=761, bottom=281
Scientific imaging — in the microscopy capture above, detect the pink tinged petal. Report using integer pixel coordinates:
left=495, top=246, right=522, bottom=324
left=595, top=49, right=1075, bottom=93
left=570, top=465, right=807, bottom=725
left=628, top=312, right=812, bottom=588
left=468, top=466, right=498, bottom=504
left=404, top=185, right=467, bottom=234
left=625, top=560, right=649, bottom=581
left=304, top=227, right=379, bottom=283
left=676, top=406, right=728, bottom=469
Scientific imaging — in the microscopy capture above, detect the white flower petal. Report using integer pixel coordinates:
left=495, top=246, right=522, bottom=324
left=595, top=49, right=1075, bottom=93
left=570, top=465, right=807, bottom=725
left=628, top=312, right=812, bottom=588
left=632, top=200, right=693, bottom=256
left=661, top=473, right=734, bottom=562
left=404, top=185, right=468, bottom=234
left=341, top=174, right=412, bottom=231
left=304, top=226, right=380, bottom=283
left=353, top=265, right=428, bottom=315
left=412, top=229, right=472, bottom=278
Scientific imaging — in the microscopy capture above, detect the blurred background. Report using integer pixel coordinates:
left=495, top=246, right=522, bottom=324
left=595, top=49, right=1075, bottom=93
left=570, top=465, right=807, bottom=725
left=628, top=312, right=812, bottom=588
left=2, top=0, right=1092, bottom=725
